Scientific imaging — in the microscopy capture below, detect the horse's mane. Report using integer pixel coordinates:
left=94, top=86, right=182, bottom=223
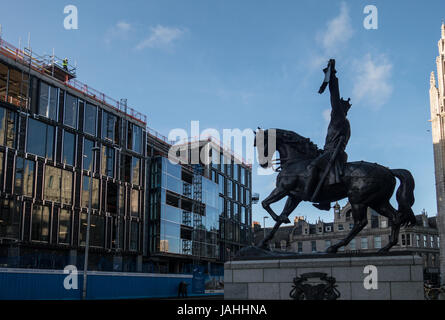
left=273, top=128, right=322, bottom=158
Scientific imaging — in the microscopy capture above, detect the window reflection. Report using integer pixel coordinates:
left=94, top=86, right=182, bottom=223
left=0, top=199, right=20, bottom=239
left=102, top=111, right=119, bottom=143
left=31, top=205, right=50, bottom=242
left=81, top=175, right=99, bottom=209
left=101, top=145, right=115, bottom=178
left=62, top=131, right=75, bottom=166
left=84, top=103, right=97, bottom=135
left=64, top=94, right=78, bottom=128
left=39, top=82, right=58, bottom=120
left=83, top=138, right=94, bottom=171
left=59, top=209, right=71, bottom=244
left=14, top=157, right=34, bottom=197
left=0, top=106, right=17, bottom=148
left=27, top=118, right=54, bottom=159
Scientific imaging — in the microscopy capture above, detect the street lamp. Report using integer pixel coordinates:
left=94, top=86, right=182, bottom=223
left=263, top=216, right=269, bottom=240
left=82, top=146, right=100, bottom=300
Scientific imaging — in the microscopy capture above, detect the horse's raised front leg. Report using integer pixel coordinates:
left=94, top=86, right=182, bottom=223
left=326, top=203, right=368, bottom=253
left=261, top=187, right=288, bottom=222
left=259, top=195, right=301, bottom=249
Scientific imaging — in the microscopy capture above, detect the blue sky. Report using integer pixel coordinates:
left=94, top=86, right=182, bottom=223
left=1, top=0, right=444, bottom=226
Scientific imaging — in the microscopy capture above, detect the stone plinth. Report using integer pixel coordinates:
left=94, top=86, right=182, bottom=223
left=224, top=252, right=424, bottom=300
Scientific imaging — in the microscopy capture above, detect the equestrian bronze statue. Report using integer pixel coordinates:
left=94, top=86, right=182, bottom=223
left=254, top=59, right=415, bottom=254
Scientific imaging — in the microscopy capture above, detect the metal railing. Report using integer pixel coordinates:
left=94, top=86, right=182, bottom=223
left=0, top=36, right=147, bottom=126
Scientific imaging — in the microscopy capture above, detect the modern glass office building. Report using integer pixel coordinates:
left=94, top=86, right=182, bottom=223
left=0, top=39, right=147, bottom=272
left=0, top=38, right=252, bottom=278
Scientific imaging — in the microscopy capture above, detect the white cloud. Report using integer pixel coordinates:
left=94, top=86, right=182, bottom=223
left=116, top=21, right=131, bottom=32
left=352, top=54, right=393, bottom=108
left=105, top=21, right=132, bottom=44
left=322, top=108, right=331, bottom=122
left=136, top=25, right=186, bottom=50
left=318, top=2, right=353, bottom=55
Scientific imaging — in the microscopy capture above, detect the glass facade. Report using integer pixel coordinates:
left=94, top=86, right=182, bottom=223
left=64, top=93, right=78, bottom=128
left=83, top=103, right=97, bottom=135
left=38, top=82, right=58, bottom=120
left=150, top=157, right=220, bottom=259
left=27, top=118, right=54, bottom=159
left=0, top=55, right=251, bottom=276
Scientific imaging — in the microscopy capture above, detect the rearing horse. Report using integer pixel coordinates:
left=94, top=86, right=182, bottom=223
left=254, top=128, right=416, bottom=253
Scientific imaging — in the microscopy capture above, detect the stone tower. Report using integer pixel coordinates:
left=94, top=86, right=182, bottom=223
left=429, top=22, right=445, bottom=285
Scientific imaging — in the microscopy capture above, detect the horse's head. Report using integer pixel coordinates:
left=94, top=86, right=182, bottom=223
left=254, top=128, right=321, bottom=168
left=254, top=128, right=276, bottom=169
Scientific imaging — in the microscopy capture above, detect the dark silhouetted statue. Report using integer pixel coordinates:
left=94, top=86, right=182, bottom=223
left=253, top=59, right=415, bottom=254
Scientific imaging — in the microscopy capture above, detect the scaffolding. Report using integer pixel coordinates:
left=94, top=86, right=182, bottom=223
left=0, top=35, right=147, bottom=127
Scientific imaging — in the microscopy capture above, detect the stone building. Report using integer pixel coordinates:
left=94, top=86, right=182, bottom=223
left=254, top=203, right=440, bottom=283
left=429, top=22, right=445, bottom=285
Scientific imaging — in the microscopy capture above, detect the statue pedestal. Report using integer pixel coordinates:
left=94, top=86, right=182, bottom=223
left=224, top=251, right=424, bottom=300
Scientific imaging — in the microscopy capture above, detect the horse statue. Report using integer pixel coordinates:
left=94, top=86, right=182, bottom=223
left=253, top=128, right=416, bottom=253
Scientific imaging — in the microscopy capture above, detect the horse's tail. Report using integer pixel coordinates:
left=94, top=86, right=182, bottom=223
left=390, top=169, right=416, bottom=226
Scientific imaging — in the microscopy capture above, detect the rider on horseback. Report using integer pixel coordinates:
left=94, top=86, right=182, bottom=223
left=303, top=59, right=351, bottom=211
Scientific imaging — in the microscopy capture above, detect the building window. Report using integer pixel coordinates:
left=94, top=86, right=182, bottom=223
left=27, top=118, right=54, bottom=159
left=424, top=235, right=428, bottom=247
left=102, top=111, right=119, bottom=144
left=218, top=175, right=224, bottom=194
left=226, top=200, right=232, bottom=218
left=325, top=240, right=331, bottom=249
left=381, top=220, right=388, bottom=228
left=297, top=242, right=303, bottom=253
left=349, top=238, right=356, bottom=250
left=431, top=236, right=435, bottom=248
left=130, top=221, right=139, bottom=251
left=361, top=237, right=368, bottom=250
left=234, top=164, right=239, bottom=181
left=0, top=106, right=17, bottom=148
left=101, top=145, right=115, bottom=178
left=0, top=199, right=20, bottom=239
left=371, top=212, right=379, bottom=228
left=62, top=131, right=76, bottom=166
left=280, top=240, right=286, bottom=251
left=325, top=225, right=332, bottom=232
left=438, top=236, right=440, bottom=248
left=79, top=213, right=104, bottom=247
left=406, top=234, right=411, bottom=246
left=81, top=175, right=99, bottom=209
left=31, top=205, right=50, bottom=242
left=338, top=224, right=344, bottom=231
left=218, top=196, right=224, bottom=215
left=83, top=138, right=95, bottom=171
left=311, top=241, right=317, bottom=252
left=349, top=223, right=354, bottom=230
left=84, top=103, right=97, bottom=136
left=44, top=166, right=73, bottom=205
left=128, top=123, right=142, bottom=154
left=227, top=180, right=232, bottom=198
left=416, top=234, right=420, bottom=247
left=131, top=189, right=139, bottom=217
left=14, top=157, right=34, bottom=197
left=131, top=157, right=140, bottom=185
left=64, top=93, right=78, bottom=128
left=401, top=234, right=406, bottom=246
left=38, top=82, right=58, bottom=120
left=374, top=236, right=382, bottom=249
left=58, top=209, right=71, bottom=244
left=241, top=166, right=245, bottom=185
